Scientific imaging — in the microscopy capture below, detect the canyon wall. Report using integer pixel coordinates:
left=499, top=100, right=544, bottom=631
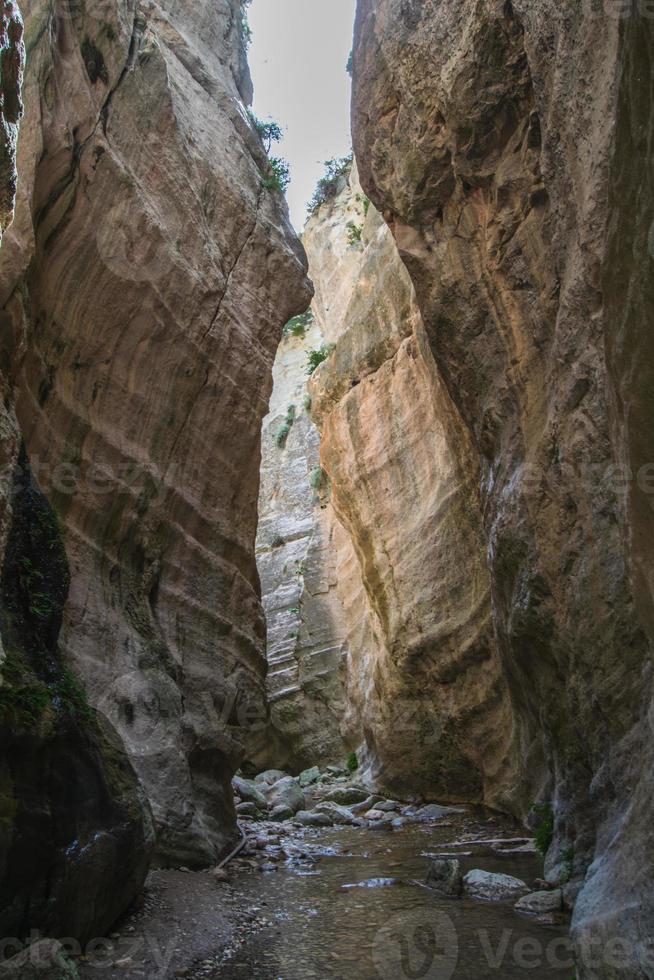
left=255, top=318, right=348, bottom=772
left=0, top=0, right=154, bottom=945
left=307, top=166, right=521, bottom=807
left=351, top=0, right=654, bottom=974
left=0, top=0, right=311, bottom=882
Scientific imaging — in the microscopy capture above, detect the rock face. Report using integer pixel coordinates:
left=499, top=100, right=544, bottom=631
left=306, top=165, right=519, bottom=807
left=256, top=317, right=348, bottom=771
left=351, top=0, right=654, bottom=972
left=0, top=0, right=311, bottom=872
left=0, top=450, right=154, bottom=944
left=0, top=1, right=23, bottom=241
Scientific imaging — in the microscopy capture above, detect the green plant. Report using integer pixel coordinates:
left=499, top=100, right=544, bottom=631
left=307, top=344, right=335, bottom=375
left=347, top=221, right=363, bottom=246
left=247, top=109, right=283, bottom=153
left=362, top=196, right=371, bottom=216
left=303, top=394, right=312, bottom=412
left=346, top=752, right=358, bottom=773
left=53, top=667, right=94, bottom=722
left=262, top=156, right=291, bottom=193
left=310, top=467, right=327, bottom=491
left=346, top=49, right=354, bottom=77
left=275, top=404, right=296, bottom=448
left=283, top=309, right=314, bottom=338
left=270, top=534, right=285, bottom=549
left=561, top=846, right=575, bottom=884
left=240, top=0, right=253, bottom=47
left=533, top=802, right=555, bottom=857
left=308, top=156, right=353, bottom=213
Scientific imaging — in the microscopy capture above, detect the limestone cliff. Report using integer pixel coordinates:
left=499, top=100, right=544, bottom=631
left=351, top=0, right=654, bottom=973
left=307, top=164, right=519, bottom=807
left=0, top=0, right=311, bottom=874
left=255, top=318, right=348, bottom=772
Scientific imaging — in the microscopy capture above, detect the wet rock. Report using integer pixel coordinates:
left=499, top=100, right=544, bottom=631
left=298, top=767, right=321, bottom=787
left=232, top=778, right=268, bottom=809
left=266, top=777, right=305, bottom=815
left=294, top=810, right=333, bottom=827
left=464, top=870, right=530, bottom=902
left=374, top=800, right=400, bottom=812
left=315, top=802, right=360, bottom=826
left=270, top=805, right=295, bottom=822
left=412, top=804, right=457, bottom=823
left=351, top=795, right=385, bottom=814
left=255, top=770, right=288, bottom=786
left=0, top=941, right=78, bottom=979
left=364, top=809, right=389, bottom=821
left=321, top=786, right=370, bottom=806
left=515, top=890, right=563, bottom=914
left=426, top=859, right=463, bottom=898
left=236, top=802, right=262, bottom=818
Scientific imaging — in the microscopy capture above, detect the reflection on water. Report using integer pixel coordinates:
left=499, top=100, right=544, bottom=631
left=216, top=815, right=573, bottom=980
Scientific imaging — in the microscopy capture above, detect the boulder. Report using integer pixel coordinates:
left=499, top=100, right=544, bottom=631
left=426, top=859, right=463, bottom=897
left=232, top=777, right=268, bottom=809
left=314, top=802, right=360, bottom=826
left=463, top=870, right=530, bottom=902
left=295, top=810, right=334, bottom=827
left=412, top=804, right=457, bottom=822
left=321, top=786, right=370, bottom=806
left=0, top=941, right=78, bottom=979
left=351, top=795, right=385, bottom=814
left=266, top=777, right=305, bottom=815
left=298, top=767, right=321, bottom=787
left=515, top=890, right=563, bottom=914
left=236, top=802, right=262, bottom=818
left=373, top=800, right=400, bottom=812
left=255, top=770, right=288, bottom=786
left=270, top=804, right=295, bottom=822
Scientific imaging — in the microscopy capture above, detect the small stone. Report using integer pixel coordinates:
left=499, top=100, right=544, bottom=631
left=321, top=786, right=370, bottom=806
left=515, top=889, right=563, bottom=914
left=426, top=858, right=463, bottom=897
left=364, top=809, right=386, bottom=821
left=314, top=801, right=360, bottom=825
left=259, top=862, right=278, bottom=872
left=373, top=800, right=400, bottom=812
left=210, top=867, right=230, bottom=882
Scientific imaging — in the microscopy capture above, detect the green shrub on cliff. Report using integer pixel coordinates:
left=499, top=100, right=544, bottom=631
left=346, top=752, right=358, bottom=773
left=533, top=802, right=554, bottom=857
left=283, top=309, right=314, bottom=338
left=307, top=344, right=335, bottom=375
left=275, top=404, right=296, bottom=448
left=308, top=156, right=353, bottom=213
left=262, top=156, right=291, bottom=194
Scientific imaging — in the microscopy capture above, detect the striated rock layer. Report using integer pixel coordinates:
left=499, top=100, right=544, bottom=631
left=307, top=165, right=519, bottom=806
left=352, top=0, right=654, bottom=973
left=0, top=0, right=311, bottom=870
left=255, top=319, right=349, bottom=773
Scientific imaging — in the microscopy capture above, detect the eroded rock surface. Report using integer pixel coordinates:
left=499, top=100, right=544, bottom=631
left=0, top=0, right=311, bottom=868
left=256, top=316, right=348, bottom=772
left=306, top=164, right=519, bottom=808
left=351, top=0, right=654, bottom=972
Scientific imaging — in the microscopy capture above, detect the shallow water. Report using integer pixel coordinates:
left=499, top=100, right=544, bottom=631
left=217, top=813, right=574, bottom=980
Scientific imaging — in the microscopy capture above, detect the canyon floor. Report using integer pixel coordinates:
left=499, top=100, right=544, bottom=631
left=72, top=772, right=572, bottom=980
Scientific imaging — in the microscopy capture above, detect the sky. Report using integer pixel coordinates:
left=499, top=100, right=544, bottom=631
left=247, top=0, right=357, bottom=230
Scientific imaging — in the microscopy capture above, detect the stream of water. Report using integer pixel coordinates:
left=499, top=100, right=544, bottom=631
left=216, top=812, right=573, bottom=980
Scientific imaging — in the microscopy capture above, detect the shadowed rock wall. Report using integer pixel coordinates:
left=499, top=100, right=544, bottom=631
left=351, top=0, right=654, bottom=972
